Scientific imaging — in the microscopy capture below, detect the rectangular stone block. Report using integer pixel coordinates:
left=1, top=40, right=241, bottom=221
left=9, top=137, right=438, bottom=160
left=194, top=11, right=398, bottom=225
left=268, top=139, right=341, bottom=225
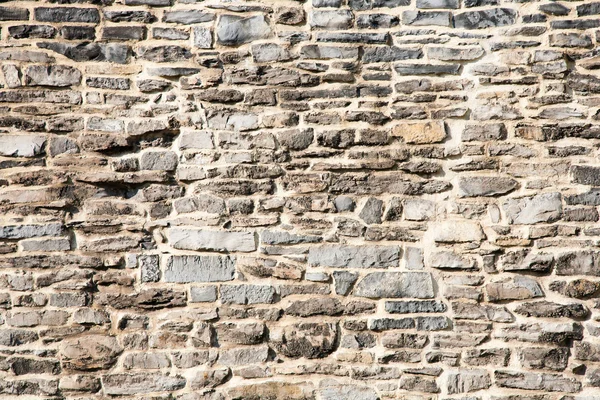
left=308, top=244, right=399, bottom=268
left=168, top=228, right=256, bottom=252
left=220, top=284, right=276, bottom=304
left=355, top=272, right=435, bottom=299
left=164, top=255, right=235, bottom=283
left=0, top=135, right=46, bottom=158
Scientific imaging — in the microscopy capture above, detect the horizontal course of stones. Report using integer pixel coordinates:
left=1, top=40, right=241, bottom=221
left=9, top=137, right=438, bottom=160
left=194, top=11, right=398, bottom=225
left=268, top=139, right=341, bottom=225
left=2, top=0, right=600, bottom=399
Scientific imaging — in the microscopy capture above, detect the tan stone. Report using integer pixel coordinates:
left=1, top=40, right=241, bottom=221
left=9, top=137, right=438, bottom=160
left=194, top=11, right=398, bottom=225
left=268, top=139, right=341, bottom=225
left=392, top=121, right=446, bottom=144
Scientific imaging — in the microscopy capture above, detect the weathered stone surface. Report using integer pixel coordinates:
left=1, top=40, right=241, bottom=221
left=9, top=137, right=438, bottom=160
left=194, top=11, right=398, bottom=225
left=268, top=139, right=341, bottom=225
left=0, top=135, right=46, bottom=157
left=102, top=373, right=186, bottom=395
left=447, top=370, right=492, bottom=393
left=455, top=8, right=518, bottom=29
left=458, top=176, right=518, bottom=197
left=273, top=322, right=338, bottom=359
left=59, top=336, right=122, bottom=371
left=221, top=284, right=276, bottom=304
left=486, top=277, right=544, bottom=302
left=217, top=345, right=269, bottom=366
left=0, top=0, right=595, bottom=397
left=228, top=381, right=315, bottom=400
left=165, top=255, right=235, bottom=283
left=24, top=65, right=81, bottom=87
left=319, top=383, right=378, bottom=400
left=430, top=221, right=485, bottom=242
left=392, top=121, right=446, bottom=144
left=495, top=371, right=581, bottom=392
left=169, top=228, right=256, bottom=252
left=217, top=15, right=271, bottom=46
left=354, top=272, right=434, bottom=299
left=308, top=245, right=399, bottom=268
left=503, top=193, right=562, bottom=224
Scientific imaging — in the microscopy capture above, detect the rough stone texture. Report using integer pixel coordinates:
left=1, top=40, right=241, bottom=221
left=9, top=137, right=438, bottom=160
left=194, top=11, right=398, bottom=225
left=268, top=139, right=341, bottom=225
left=0, top=0, right=596, bottom=398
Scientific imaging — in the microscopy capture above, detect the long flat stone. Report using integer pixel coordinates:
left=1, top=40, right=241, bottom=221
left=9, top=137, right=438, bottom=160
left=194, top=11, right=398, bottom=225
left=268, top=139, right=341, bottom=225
left=307, top=244, right=400, bottom=268
left=168, top=228, right=256, bottom=252
left=354, top=272, right=435, bottom=299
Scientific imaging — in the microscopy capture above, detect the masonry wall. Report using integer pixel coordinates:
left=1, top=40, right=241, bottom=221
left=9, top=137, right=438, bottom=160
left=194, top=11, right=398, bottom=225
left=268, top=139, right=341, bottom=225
left=1, top=0, right=600, bottom=398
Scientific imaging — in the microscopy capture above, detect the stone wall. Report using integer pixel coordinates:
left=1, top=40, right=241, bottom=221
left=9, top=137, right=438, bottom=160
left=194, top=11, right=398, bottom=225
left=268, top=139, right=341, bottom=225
left=0, top=0, right=599, bottom=398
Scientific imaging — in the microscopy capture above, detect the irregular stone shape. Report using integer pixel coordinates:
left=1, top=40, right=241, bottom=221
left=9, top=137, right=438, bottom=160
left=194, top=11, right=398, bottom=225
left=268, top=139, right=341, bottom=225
left=261, top=230, right=321, bottom=245
left=520, top=347, right=569, bottom=371
left=447, top=370, right=491, bottom=393
left=35, top=7, right=99, bottom=23
left=137, top=45, right=191, bottom=62
left=462, top=123, right=507, bottom=141
left=220, top=284, right=276, bottom=305
left=217, top=345, right=270, bottom=366
left=140, top=254, right=160, bottom=283
left=494, top=371, right=581, bottom=392
left=162, top=10, right=214, bottom=24
left=514, top=301, right=588, bottom=318
left=454, top=8, right=518, bottom=29
left=285, top=298, right=343, bottom=317
left=273, top=322, right=338, bottom=359
left=500, top=250, right=554, bottom=273
left=403, top=10, right=452, bottom=26
left=102, top=373, right=186, bottom=395
left=23, top=65, right=81, bottom=87
left=359, top=197, right=384, bottom=224
left=333, top=271, right=358, bottom=295
left=0, top=223, right=63, bottom=239
left=275, top=6, right=305, bottom=25
left=227, top=381, right=315, bottom=400
left=430, top=221, right=485, bottom=242
left=572, top=165, right=600, bottom=186
left=319, top=383, right=378, bottom=400
left=216, top=322, right=265, bottom=345
left=191, top=367, right=230, bottom=389
left=463, top=348, right=511, bottom=367
left=392, top=121, right=446, bottom=144
left=454, top=302, right=514, bottom=324
left=503, top=192, right=562, bottom=224
left=385, top=300, right=447, bottom=314
left=0, top=329, right=39, bottom=346
left=428, top=46, right=484, bottom=60
left=486, top=276, right=544, bottom=302
left=576, top=341, right=600, bottom=362
left=0, top=135, right=46, bottom=157
left=217, top=14, right=271, bottom=46
left=555, top=251, right=600, bottom=276
left=354, top=272, right=434, bottom=299
left=9, top=358, right=61, bottom=376
left=37, top=42, right=130, bottom=64
left=363, top=46, right=422, bottom=63
left=59, top=336, right=122, bottom=371
left=430, top=251, right=477, bottom=270
left=310, top=10, right=353, bottom=29
left=140, top=151, right=178, bottom=171
left=458, top=176, right=518, bottom=197
left=123, top=353, right=171, bottom=370
left=165, top=255, right=235, bottom=283
left=59, top=375, right=101, bottom=393
left=252, top=43, right=292, bottom=63
left=308, top=245, right=399, bottom=268
left=169, top=228, right=256, bottom=252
